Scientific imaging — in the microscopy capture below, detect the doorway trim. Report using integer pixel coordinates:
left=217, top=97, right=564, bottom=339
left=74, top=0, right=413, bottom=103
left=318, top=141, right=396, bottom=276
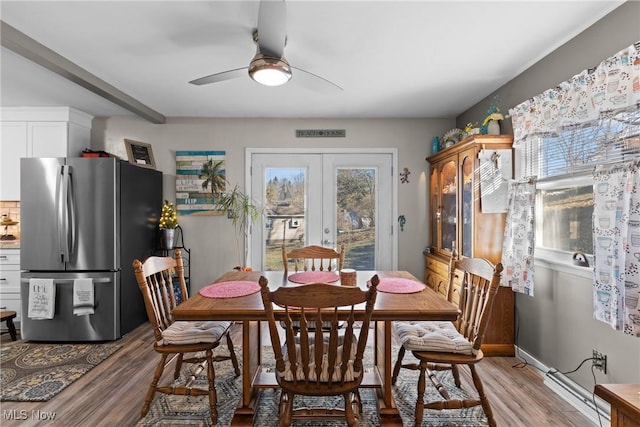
left=245, top=147, right=398, bottom=269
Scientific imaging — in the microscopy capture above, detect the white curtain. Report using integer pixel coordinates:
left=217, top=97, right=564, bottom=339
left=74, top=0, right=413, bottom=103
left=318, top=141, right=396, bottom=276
left=501, top=179, right=536, bottom=296
left=509, top=41, right=640, bottom=145
left=592, top=160, right=640, bottom=336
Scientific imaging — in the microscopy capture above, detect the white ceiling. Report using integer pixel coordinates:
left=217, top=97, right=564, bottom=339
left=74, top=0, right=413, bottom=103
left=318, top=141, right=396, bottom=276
left=0, top=1, right=626, bottom=121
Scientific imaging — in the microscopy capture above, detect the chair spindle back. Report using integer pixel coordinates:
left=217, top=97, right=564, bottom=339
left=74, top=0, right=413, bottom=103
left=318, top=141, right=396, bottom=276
left=282, top=244, right=345, bottom=274
left=260, top=275, right=377, bottom=391
left=452, top=257, right=503, bottom=351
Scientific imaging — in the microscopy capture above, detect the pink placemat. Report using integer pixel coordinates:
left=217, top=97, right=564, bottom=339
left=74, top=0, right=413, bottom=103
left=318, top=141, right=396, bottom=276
left=288, top=271, right=340, bottom=284
left=199, top=281, right=261, bottom=298
left=367, top=277, right=426, bottom=294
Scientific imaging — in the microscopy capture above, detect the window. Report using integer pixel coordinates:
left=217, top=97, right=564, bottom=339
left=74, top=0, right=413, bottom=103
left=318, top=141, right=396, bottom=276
left=537, top=185, right=594, bottom=253
left=522, top=109, right=640, bottom=256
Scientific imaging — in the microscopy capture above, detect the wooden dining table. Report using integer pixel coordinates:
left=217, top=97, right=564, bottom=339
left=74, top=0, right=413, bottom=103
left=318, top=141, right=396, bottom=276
left=172, top=269, right=459, bottom=426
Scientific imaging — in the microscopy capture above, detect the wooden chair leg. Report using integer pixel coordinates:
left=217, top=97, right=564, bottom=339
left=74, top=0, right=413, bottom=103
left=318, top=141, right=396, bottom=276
left=415, top=360, right=427, bottom=427
left=173, top=354, right=184, bottom=380
left=7, top=317, right=17, bottom=341
left=344, top=392, right=357, bottom=427
left=451, top=363, right=461, bottom=387
left=427, top=368, right=451, bottom=399
left=279, top=392, right=293, bottom=427
left=141, top=354, right=168, bottom=418
left=470, top=364, right=496, bottom=427
left=391, top=345, right=406, bottom=385
left=206, top=349, right=218, bottom=425
left=226, top=331, right=241, bottom=376
left=352, top=389, right=363, bottom=415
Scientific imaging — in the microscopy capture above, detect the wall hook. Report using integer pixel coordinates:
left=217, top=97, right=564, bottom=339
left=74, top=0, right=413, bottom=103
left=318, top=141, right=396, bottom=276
left=398, top=215, right=406, bottom=231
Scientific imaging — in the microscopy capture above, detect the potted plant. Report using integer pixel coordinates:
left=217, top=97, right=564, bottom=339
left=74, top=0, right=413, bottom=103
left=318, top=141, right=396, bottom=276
left=159, top=200, right=178, bottom=249
left=214, top=184, right=264, bottom=271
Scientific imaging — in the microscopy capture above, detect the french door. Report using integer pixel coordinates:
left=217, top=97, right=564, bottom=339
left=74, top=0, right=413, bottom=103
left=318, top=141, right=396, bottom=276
left=248, top=149, right=397, bottom=271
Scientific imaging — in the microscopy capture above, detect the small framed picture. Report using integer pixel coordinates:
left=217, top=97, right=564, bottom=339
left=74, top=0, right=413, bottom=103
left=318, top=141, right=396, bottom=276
left=124, top=139, right=156, bottom=169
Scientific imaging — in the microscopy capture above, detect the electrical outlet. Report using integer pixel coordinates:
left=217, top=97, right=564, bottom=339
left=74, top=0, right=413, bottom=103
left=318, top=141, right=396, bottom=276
left=592, top=349, right=607, bottom=374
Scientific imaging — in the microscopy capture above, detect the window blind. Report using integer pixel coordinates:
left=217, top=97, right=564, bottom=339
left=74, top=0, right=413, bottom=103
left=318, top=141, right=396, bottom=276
left=520, top=108, right=640, bottom=180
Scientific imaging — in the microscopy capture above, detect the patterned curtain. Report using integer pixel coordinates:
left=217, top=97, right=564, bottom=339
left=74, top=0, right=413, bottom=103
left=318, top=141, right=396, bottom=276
left=501, top=179, right=536, bottom=296
left=509, top=41, right=640, bottom=145
left=592, top=160, right=640, bottom=336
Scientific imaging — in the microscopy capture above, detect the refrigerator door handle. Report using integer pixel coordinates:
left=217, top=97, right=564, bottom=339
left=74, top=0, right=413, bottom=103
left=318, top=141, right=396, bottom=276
left=56, top=165, right=65, bottom=262
left=67, top=165, right=77, bottom=260
left=57, top=165, right=73, bottom=263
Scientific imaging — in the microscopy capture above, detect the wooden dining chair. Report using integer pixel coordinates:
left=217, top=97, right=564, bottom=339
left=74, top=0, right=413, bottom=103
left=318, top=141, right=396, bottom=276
left=391, top=256, right=503, bottom=427
left=259, top=275, right=378, bottom=427
left=392, top=250, right=462, bottom=387
left=132, top=249, right=240, bottom=424
left=282, top=243, right=345, bottom=274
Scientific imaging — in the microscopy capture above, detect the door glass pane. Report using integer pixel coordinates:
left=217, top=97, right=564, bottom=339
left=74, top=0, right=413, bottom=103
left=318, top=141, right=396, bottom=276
left=440, top=160, right=457, bottom=253
left=336, top=168, right=375, bottom=270
left=264, top=167, right=306, bottom=271
left=461, top=155, right=473, bottom=257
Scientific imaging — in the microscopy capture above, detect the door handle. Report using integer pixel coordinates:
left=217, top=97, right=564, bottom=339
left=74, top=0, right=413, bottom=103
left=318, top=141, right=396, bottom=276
left=59, top=165, right=72, bottom=263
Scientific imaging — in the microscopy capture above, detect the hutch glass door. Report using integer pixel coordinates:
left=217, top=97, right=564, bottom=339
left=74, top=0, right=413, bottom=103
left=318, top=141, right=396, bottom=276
left=439, top=159, right=457, bottom=254
left=461, top=150, right=474, bottom=257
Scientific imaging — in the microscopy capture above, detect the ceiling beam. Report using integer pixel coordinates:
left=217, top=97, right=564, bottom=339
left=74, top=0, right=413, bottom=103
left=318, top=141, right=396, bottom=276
left=1, top=20, right=166, bottom=124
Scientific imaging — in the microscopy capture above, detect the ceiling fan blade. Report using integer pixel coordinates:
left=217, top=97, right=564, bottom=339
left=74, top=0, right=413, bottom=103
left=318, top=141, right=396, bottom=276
left=257, top=0, right=286, bottom=58
left=189, top=67, right=248, bottom=86
left=291, top=66, right=343, bottom=93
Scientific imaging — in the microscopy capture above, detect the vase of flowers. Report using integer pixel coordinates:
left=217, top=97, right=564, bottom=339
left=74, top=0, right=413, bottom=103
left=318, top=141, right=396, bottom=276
left=159, top=200, right=178, bottom=249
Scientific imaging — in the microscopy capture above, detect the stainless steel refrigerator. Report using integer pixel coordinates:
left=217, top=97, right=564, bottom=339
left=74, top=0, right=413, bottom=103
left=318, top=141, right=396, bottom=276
left=20, top=157, right=162, bottom=341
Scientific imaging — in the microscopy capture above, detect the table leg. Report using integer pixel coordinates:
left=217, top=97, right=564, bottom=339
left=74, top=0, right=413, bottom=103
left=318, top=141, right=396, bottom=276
left=230, top=320, right=262, bottom=426
left=374, top=320, right=404, bottom=426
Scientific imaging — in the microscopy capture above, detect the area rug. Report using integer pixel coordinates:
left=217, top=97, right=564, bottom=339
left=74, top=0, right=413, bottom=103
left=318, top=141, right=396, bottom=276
left=0, top=342, right=121, bottom=402
left=137, top=346, right=488, bottom=426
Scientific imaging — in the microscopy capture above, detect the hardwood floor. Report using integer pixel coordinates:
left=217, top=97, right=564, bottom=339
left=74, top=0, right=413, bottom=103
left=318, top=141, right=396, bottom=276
left=0, top=323, right=594, bottom=426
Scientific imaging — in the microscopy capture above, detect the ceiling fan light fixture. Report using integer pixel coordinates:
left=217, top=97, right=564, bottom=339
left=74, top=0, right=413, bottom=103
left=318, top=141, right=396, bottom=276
left=249, top=54, right=292, bottom=87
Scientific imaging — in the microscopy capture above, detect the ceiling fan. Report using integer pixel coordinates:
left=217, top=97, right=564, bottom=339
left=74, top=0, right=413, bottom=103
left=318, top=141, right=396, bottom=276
left=189, top=0, right=342, bottom=92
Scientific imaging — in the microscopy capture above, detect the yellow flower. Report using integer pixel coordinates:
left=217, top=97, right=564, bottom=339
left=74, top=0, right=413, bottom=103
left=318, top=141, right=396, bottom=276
left=464, top=122, right=479, bottom=133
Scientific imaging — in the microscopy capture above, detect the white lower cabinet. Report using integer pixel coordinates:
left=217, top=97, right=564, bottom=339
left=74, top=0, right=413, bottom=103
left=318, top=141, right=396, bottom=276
left=0, top=249, right=21, bottom=326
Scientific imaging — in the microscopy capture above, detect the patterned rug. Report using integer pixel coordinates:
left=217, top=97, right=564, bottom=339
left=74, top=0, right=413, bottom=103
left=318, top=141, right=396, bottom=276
left=0, top=342, right=122, bottom=402
left=137, top=346, right=488, bottom=426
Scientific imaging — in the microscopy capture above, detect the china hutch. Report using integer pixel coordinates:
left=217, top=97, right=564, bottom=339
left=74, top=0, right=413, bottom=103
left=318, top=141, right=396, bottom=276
left=425, top=134, right=515, bottom=356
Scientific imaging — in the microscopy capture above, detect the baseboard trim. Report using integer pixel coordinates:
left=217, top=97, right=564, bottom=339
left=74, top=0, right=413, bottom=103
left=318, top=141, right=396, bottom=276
left=515, top=346, right=610, bottom=427
left=482, top=343, right=515, bottom=356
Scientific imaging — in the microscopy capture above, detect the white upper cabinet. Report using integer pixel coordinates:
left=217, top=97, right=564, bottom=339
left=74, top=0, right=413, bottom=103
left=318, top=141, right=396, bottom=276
left=0, top=122, right=28, bottom=200
left=0, top=107, right=93, bottom=200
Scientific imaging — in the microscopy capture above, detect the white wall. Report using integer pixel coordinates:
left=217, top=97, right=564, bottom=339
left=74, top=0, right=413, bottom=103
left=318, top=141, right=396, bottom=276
left=91, top=116, right=453, bottom=290
left=517, top=265, right=640, bottom=387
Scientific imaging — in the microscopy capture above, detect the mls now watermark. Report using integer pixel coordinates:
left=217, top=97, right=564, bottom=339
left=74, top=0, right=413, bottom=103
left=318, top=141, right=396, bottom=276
left=3, top=409, right=57, bottom=421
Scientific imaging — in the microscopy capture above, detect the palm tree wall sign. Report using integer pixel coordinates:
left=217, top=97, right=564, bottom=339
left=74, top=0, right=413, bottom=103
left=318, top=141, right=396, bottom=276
left=176, top=151, right=226, bottom=216
left=199, top=159, right=226, bottom=195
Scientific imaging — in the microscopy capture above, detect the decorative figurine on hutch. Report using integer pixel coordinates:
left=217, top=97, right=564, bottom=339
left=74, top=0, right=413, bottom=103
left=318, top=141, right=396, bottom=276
left=481, top=102, right=504, bottom=135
